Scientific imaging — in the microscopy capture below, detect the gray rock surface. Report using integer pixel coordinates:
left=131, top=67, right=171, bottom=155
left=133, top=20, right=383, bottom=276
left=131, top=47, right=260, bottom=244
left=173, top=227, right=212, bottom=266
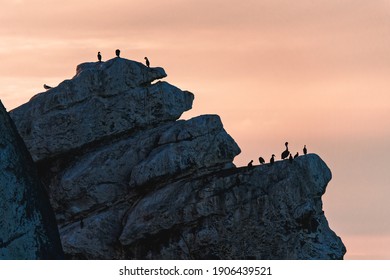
left=129, top=115, right=240, bottom=187
left=119, top=154, right=344, bottom=259
left=0, top=101, right=63, bottom=259
left=9, top=58, right=346, bottom=259
left=46, top=114, right=239, bottom=224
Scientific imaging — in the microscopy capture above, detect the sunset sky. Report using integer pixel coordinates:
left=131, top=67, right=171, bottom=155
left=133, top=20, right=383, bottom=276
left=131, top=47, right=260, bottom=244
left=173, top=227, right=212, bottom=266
left=1, top=0, right=390, bottom=259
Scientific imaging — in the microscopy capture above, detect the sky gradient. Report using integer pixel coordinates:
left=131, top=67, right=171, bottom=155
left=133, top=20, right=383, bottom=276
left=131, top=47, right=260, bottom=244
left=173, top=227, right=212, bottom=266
left=1, top=0, right=390, bottom=259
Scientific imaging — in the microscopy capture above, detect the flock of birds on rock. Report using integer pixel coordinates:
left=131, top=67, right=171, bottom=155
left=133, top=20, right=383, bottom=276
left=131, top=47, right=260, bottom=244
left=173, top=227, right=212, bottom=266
left=97, top=49, right=150, bottom=68
left=248, top=142, right=308, bottom=167
left=44, top=49, right=151, bottom=90
left=98, top=49, right=122, bottom=61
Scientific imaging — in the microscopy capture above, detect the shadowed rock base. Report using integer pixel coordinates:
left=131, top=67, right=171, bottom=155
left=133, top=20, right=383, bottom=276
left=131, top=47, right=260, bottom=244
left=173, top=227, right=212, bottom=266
left=0, top=101, right=63, bottom=259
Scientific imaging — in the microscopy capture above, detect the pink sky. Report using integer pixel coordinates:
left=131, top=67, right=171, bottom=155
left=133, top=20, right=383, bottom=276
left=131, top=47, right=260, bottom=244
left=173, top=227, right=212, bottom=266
left=1, top=0, right=390, bottom=259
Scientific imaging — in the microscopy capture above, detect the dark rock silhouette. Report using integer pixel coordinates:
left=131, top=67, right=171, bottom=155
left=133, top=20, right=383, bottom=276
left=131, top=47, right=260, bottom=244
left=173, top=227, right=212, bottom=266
left=0, top=101, right=63, bottom=259
left=9, top=58, right=345, bottom=260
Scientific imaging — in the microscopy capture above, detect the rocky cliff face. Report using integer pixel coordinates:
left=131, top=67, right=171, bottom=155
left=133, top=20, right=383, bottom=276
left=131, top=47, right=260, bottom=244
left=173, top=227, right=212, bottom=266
left=0, top=101, right=63, bottom=259
left=9, top=57, right=346, bottom=259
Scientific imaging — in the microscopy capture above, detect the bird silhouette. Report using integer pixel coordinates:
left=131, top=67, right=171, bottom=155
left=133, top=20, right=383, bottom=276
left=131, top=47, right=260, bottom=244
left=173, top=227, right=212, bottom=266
left=294, top=152, right=299, bottom=159
left=144, top=57, right=150, bottom=67
left=303, top=145, right=307, bottom=155
left=289, top=153, right=293, bottom=163
left=281, top=142, right=290, bottom=159
left=43, top=84, right=52, bottom=90
left=115, top=49, right=120, bottom=57
left=248, top=160, right=253, bottom=167
left=97, top=51, right=102, bottom=62
left=259, top=157, right=265, bottom=164
left=270, top=154, right=275, bottom=165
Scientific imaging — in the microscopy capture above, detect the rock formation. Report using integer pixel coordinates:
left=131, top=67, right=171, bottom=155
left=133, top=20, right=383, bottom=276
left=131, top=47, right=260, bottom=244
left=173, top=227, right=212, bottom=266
left=9, top=57, right=346, bottom=259
left=11, top=58, right=193, bottom=162
left=0, top=101, right=63, bottom=259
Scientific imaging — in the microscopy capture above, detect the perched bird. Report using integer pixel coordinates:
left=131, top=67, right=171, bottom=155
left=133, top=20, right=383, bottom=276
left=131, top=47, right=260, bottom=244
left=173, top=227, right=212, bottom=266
left=281, top=142, right=290, bottom=159
left=259, top=157, right=265, bottom=165
left=270, top=154, right=275, bottom=165
left=115, top=49, right=120, bottom=57
left=303, top=145, right=307, bottom=155
left=248, top=160, right=254, bottom=167
left=43, top=84, right=52, bottom=90
left=97, top=51, right=102, bottom=62
left=289, top=153, right=293, bottom=163
left=294, top=152, right=299, bottom=159
left=144, top=57, right=150, bottom=67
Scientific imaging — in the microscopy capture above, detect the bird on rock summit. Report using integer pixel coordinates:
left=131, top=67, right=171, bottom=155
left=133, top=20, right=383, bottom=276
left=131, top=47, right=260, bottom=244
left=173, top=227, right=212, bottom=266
left=259, top=157, right=265, bottom=165
left=43, top=84, right=52, bottom=90
left=281, top=142, right=290, bottom=159
left=270, top=154, right=275, bottom=165
left=145, top=57, right=150, bottom=67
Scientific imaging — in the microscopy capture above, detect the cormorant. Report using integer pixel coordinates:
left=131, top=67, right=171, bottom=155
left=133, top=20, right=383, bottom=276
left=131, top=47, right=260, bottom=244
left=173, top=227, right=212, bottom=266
left=43, top=84, right=52, bottom=90
left=259, top=157, right=265, bottom=164
left=294, top=152, right=299, bottom=159
left=281, top=142, right=290, bottom=159
left=115, top=49, right=120, bottom=57
left=97, top=51, right=102, bottom=62
left=303, top=145, right=307, bottom=155
left=144, top=57, right=150, bottom=67
left=289, top=153, right=293, bottom=163
left=270, top=154, right=275, bottom=165
left=248, top=160, right=253, bottom=167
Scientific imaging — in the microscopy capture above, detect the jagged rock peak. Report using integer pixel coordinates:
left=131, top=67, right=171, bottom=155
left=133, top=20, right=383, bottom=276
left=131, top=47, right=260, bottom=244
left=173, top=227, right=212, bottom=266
left=74, top=57, right=167, bottom=90
left=0, top=100, right=63, bottom=259
left=10, top=58, right=194, bottom=162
